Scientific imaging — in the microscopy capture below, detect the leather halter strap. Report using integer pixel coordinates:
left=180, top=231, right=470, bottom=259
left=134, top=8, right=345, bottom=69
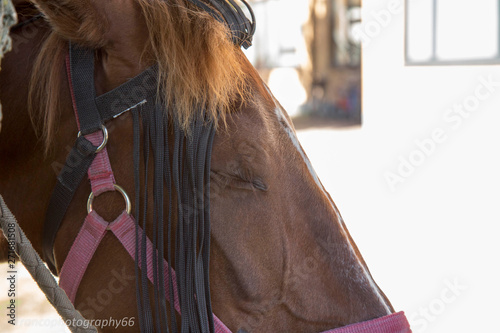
left=57, top=48, right=232, bottom=330
left=41, top=44, right=157, bottom=273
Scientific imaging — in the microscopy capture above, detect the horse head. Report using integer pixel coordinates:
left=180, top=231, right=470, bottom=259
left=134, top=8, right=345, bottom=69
left=0, top=1, right=403, bottom=332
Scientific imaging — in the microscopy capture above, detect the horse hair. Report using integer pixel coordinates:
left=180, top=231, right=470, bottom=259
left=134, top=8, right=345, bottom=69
left=29, top=0, right=250, bottom=153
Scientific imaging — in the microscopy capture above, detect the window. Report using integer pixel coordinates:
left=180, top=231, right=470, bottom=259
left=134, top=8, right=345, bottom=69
left=405, top=0, right=500, bottom=65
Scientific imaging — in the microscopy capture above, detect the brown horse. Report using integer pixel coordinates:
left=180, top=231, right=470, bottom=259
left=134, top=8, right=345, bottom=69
left=0, top=1, right=402, bottom=332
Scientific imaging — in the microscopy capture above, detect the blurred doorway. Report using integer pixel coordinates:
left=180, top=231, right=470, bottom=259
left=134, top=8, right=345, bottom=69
left=245, top=0, right=362, bottom=127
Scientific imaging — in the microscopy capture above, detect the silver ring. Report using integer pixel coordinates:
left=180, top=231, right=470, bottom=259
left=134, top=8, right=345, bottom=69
left=87, top=184, right=132, bottom=215
left=77, top=125, right=108, bottom=153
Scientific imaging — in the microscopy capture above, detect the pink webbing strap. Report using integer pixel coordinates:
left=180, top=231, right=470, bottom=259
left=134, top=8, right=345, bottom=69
left=59, top=54, right=118, bottom=300
left=59, top=211, right=109, bottom=302
left=65, top=54, right=115, bottom=196
left=59, top=210, right=231, bottom=332
left=323, top=311, right=411, bottom=333
left=109, top=212, right=231, bottom=333
left=110, top=212, right=181, bottom=311
left=60, top=213, right=409, bottom=333
left=84, top=132, right=115, bottom=196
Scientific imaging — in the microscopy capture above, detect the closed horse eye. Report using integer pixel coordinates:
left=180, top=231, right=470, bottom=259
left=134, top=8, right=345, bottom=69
left=210, top=170, right=268, bottom=192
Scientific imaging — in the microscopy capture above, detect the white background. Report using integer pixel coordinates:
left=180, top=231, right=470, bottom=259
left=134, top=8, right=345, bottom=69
left=308, top=0, right=500, bottom=332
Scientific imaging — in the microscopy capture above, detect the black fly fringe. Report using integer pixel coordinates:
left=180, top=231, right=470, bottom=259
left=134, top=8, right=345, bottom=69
left=125, top=2, right=255, bottom=330
left=132, top=101, right=216, bottom=333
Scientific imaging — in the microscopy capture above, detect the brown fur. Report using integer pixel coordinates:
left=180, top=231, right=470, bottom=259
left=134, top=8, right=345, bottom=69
left=28, top=33, right=66, bottom=150
left=29, top=0, right=248, bottom=151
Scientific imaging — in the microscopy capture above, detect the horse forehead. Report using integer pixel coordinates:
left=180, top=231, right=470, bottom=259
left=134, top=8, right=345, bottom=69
left=97, top=0, right=137, bottom=20
left=212, top=135, right=270, bottom=175
left=213, top=108, right=277, bottom=164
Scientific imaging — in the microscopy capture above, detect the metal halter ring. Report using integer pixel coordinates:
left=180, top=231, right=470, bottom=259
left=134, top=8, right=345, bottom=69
left=77, top=125, right=109, bottom=153
left=87, top=184, right=132, bottom=215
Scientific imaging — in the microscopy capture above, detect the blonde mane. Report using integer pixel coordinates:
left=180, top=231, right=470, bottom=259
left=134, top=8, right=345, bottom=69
left=29, top=0, right=249, bottom=149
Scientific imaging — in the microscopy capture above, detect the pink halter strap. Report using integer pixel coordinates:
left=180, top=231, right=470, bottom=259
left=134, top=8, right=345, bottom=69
left=321, top=312, right=411, bottom=333
left=57, top=137, right=232, bottom=332
left=58, top=55, right=231, bottom=332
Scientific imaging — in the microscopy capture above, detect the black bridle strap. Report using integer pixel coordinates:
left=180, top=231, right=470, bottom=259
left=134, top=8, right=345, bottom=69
left=188, top=0, right=256, bottom=49
left=68, top=44, right=103, bottom=135
left=94, top=65, right=157, bottom=122
left=42, top=44, right=103, bottom=273
left=9, top=13, right=44, bottom=32
left=42, top=137, right=98, bottom=273
left=11, top=1, right=256, bottom=48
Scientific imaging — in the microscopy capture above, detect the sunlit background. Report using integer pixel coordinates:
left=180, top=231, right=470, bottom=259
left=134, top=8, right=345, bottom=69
left=1, top=1, right=499, bottom=332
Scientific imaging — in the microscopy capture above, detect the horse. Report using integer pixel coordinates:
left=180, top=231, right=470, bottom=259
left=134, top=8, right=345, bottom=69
left=0, top=1, right=409, bottom=332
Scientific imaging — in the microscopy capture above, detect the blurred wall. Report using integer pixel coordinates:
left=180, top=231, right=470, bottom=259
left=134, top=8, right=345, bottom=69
left=307, top=0, right=361, bottom=119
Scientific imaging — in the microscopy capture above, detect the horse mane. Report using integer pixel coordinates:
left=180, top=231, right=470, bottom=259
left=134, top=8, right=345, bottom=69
left=29, top=0, right=250, bottom=150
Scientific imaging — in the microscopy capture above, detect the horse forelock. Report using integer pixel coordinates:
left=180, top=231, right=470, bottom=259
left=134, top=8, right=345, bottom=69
left=29, top=0, right=250, bottom=152
left=137, top=0, right=250, bottom=129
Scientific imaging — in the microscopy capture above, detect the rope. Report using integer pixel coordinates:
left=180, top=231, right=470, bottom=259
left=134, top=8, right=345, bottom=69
left=0, top=195, right=97, bottom=333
